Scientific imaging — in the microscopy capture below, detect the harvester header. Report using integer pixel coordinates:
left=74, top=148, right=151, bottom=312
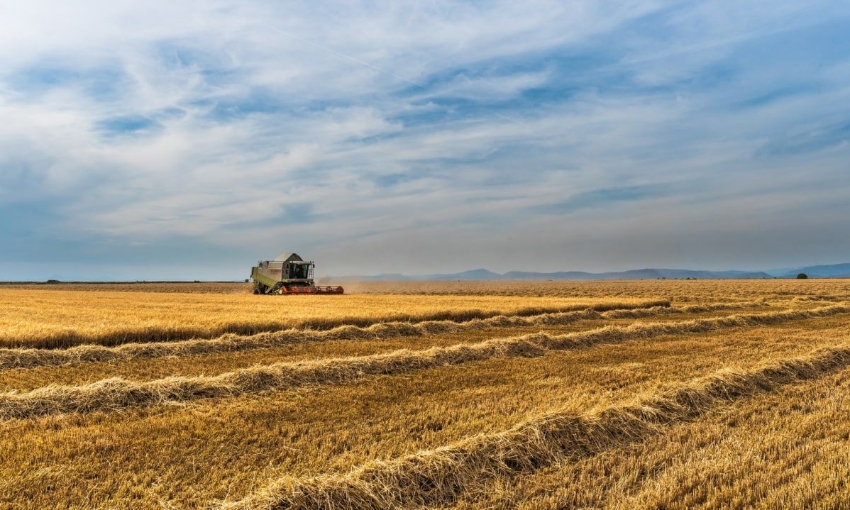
left=251, top=252, right=344, bottom=295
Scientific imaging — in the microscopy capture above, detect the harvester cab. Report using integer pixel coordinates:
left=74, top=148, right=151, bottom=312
left=250, top=252, right=344, bottom=295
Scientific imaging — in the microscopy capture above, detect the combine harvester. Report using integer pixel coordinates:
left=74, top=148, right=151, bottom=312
left=250, top=252, right=344, bottom=295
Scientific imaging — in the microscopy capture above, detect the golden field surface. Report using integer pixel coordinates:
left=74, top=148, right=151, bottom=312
left=0, top=286, right=659, bottom=349
left=1, top=279, right=850, bottom=509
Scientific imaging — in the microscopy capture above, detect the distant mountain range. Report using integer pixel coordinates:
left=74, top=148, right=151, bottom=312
left=331, top=263, right=850, bottom=282
left=771, top=263, right=850, bottom=278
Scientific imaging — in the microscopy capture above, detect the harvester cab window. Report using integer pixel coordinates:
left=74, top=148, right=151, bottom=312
left=290, top=263, right=308, bottom=280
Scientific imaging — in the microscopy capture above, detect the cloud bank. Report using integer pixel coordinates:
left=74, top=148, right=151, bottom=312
left=1, top=0, right=849, bottom=279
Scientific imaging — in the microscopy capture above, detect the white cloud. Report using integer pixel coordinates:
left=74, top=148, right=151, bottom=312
left=1, top=0, right=849, bottom=277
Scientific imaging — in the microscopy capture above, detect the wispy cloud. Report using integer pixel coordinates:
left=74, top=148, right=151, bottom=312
left=1, top=0, right=849, bottom=278
left=532, top=185, right=671, bottom=215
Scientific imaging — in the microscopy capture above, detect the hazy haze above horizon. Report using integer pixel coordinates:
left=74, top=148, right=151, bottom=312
left=1, top=1, right=849, bottom=280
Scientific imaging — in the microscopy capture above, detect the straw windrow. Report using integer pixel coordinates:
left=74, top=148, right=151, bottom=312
left=1, top=299, right=672, bottom=349
left=0, top=308, right=604, bottom=371
left=224, top=344, right=850, bottom=510
left=0, top=300, right=775, bottom=372
left=0, top=304, right=847, bottom=420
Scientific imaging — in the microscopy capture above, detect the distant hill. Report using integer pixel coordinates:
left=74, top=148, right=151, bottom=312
left=779, top=263, right=850, bottom=278
left=332, top=267, right=775, bottom=282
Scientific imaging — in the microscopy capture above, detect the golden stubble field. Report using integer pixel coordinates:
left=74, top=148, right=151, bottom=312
left=1, top=279, right=850, bottom=509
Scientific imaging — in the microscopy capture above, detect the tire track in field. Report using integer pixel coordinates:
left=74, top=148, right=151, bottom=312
left=0, top=300, right=670, bottom=349
left=222, top=344, right=850, bottom=510
left=1, top=301, right=770, bottom=372
left=0, top=305, right=847, bottom=420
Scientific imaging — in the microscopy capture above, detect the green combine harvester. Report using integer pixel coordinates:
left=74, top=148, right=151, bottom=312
left=250, top=252, right=344, bottom=295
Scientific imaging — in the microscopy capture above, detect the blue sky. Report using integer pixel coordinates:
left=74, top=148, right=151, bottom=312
left=1, top=0, right=849, bottom=280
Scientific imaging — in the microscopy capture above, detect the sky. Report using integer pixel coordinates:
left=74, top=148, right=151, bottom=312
left=1, top=1, right=849, bottom=280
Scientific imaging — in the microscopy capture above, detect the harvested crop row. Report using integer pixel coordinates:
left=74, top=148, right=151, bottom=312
left=539, top=305, right=850, bottom=350
left=0, top=293, right=670, bottom=349
left=462, top=357, right=850, bottom=510
left=0, top=308, right=606, bottom=371
left=0, top=300, right=770, bottom=372
left=223, top=344, right=850, bottom=510
left=0, top=301, right=770, bottom=373
left=1, top=305, right=846, bottom=420
left=599, top=301, right=767, bottom=318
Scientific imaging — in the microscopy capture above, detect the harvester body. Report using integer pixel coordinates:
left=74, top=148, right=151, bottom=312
left=251, top=252, right=343, bottom=295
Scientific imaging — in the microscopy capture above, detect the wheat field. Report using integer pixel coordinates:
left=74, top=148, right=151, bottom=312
left=2, top=279, right=850, bottom=509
